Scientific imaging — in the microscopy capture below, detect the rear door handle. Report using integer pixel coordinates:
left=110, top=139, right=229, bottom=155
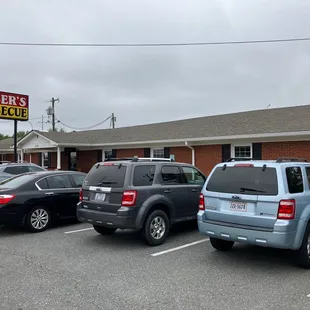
left=45, top=192, right=54, bottom=196
left=192, top=188, right=198, bottom=192
left=164, top=189, right=172, bottom=193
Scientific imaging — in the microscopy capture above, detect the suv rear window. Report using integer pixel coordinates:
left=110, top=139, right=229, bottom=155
left=84, top=164, right=127, bottom=188
left=207, top=166, right=278, bottom=196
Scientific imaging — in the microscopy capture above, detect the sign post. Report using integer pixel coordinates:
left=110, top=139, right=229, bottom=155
left=0, top=91, right=29, bottom=162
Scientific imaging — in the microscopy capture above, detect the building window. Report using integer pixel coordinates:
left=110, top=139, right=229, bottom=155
left=105, top=150, right=113, bottom=160
left=232, top=145, right=252, bottom=159
left=43, top=152, right=49, bottom=168
left=151, top=148, right=165, bottom=158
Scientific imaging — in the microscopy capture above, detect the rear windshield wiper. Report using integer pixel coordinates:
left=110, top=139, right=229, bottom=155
left=240, top=187, right=266, bottom=193
left=97, top=181, right=117, bottom=185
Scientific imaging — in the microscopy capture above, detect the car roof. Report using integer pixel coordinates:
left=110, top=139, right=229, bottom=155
left=18, top=170, right=86, bottom=178
left=0, top=162, right=40, bottom=166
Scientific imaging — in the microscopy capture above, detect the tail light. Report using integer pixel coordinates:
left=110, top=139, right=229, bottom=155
left=199, top=193, right=205, bottom=211
left=0, top=194, right=15, bottom=204
left=277, top=199, right=295, bottom=220
left=121, top=190, right=137, bottom=207
left=79, top=188, right=83, bottom=201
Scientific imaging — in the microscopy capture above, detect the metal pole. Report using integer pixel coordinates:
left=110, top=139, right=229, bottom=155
left=52, top=97, right=55, bottom=131
left=14, top=120, right=18, bottom=162
left=111, top=113, right=115, bottom=129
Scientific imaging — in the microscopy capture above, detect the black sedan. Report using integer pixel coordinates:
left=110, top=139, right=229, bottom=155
left=0, top=170, right=86, bottom=232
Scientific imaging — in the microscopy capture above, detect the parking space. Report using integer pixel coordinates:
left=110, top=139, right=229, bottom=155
left=0, top=222, right=310, bottom=310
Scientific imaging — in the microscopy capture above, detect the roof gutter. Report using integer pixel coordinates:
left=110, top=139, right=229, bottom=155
left=185, top=141, right=195, bottom=166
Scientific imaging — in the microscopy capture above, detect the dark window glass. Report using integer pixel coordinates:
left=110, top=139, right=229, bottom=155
left=4, top=166, right=29, bottom=175
left=37, top=178, right=48, bottom=190
left=84, top=164, right=127, bottom=188
left=46, top=175, right=72, bottom=189
left=28, top=165, right=45, bottom=172
left=71, top=174, right=86, bottom=187
left=207, top=167, right=278, bottom=196
left=133, top=165, right=155, bottom=186
left=182, top=166, right=205, bottom=185
left=0, top=174, right=35, bottom=189
left=161, top=166, right=183, bottom=185
left=306, top=167, right=310, bottom=189
left=286, top=167, right=304, bottom=194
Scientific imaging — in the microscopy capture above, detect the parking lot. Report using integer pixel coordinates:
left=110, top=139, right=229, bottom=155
left=1, top=221, right=310, bottom=310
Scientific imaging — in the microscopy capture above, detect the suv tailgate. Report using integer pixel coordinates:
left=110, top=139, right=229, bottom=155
left=82, top=163, right=127, bottom=213
left=203, top=165, right=280, bottom=230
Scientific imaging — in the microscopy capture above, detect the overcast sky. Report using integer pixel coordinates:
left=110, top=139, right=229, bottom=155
left=0, top=0, right=310, bottom=135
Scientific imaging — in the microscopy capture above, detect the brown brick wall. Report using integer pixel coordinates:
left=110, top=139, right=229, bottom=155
left=170, top=147, right=192, bottom=164
left=262, top=141, right=310, bottom=160
left=195, top=145, right=222, bottom=176
left=117, top=148, right=144, bottom=158
left=76, top=150, right=99, bottom=173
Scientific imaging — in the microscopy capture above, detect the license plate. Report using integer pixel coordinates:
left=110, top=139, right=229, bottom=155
left=94, top=193, right=106, bottom=201
left=230, top=201, right=247, bottom=212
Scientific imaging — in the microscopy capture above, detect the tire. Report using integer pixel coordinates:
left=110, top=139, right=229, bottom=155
left=294, top=223, right=310, bottom=269
left=93, top=225, right=117, bottom=235
left=26, top=206, right=51, bottom=233
left=210, top=237, right=234, bottom=251
left=143, top=210, right=170, bottom=246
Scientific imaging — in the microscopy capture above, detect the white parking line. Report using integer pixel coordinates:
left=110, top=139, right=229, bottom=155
left=64, top=227, right=94, bottom=234
left=151, top=238, right=209, bottom=257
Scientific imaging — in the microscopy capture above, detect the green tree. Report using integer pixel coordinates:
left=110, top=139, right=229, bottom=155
left=48, top=127, right=66, bottom=133
left=16, top=131, right=27, bottom=139
left=0, top=133, right=10, bottom=140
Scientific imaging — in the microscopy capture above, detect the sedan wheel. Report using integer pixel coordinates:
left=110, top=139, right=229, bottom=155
left=26, top=207, right=50, bottom=232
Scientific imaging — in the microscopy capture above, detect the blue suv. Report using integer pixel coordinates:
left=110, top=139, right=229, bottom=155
left=198, top=157, right=310, bottom=268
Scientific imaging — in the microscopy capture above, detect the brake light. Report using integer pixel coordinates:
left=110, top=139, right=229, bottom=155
left=79, top=188, right=83, bottom=201
left=121, top=190, right=137, bottom=207
left=234, top=164, right=254, bottom=167
left=103, top=162, right=114, bottom=166
left=199, top=193, right=205, bottom=211
left=277, top=199, right=295, bottom=220
left=0, top=194, right=15, bottom=204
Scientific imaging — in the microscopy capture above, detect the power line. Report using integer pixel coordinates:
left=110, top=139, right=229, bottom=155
left=0, top=37, right=310, bottom=47
left=57, top=115, right=112, bottom=131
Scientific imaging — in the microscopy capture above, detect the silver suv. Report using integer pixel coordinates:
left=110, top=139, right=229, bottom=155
left=198, top=157, right=310, bottom=269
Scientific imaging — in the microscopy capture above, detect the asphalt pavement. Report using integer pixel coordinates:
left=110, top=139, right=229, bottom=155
left=0, top=220, right=309, bottom=310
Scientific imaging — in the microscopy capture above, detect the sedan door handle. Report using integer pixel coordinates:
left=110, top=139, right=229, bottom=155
left=45, top=192, right=54, bottom=196
left=192, top=189, right=198, bottom=192
left=164, top=189, right=172, bottom=193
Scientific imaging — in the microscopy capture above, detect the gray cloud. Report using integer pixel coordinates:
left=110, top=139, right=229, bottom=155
left=0, top=0, right=310, bottom=135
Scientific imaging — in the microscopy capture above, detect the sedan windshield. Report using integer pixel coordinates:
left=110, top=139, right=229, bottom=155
left=0, top=174, right=36, bottom=189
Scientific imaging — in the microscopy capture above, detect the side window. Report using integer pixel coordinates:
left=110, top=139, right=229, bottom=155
left=4, top=166, right=29, bottom=175
left=28, top=165, right=45, bottom=172
left=71, top=174, right=86, bottom=187
left=37, top=178, right=48, bottom=190
left=305, top=167, right=310, bottom=189
left=133, top=165, right=155, bottom=186
left=182, top=166, right=205, bottom=185
left=46, top=175, right=72, bottom=189
left=161, top=166, right=183, bottom=185
left=286, top=167, right=304, bottom=194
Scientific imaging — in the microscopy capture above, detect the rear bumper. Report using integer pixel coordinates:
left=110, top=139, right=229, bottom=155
left=0, top=209, right=24, bottom=226
left=197, top=212, right=297, bottom=250
left=77, top=205, right=137, bottom=229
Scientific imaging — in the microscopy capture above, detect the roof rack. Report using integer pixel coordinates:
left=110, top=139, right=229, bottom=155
left=226, top=158, right=254, bottom=162
left=276, top=157, right=308, bottom=163
left=104, top=157, right=174, bottom=163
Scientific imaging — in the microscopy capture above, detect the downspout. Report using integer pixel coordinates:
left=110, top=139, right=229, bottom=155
left=185, top=141, right=195, bottom=166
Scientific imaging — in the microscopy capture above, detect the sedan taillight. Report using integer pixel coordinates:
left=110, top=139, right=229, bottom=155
left=0, top=194, right=15, bottom=204
left=79, top=189, right=83, bottom=201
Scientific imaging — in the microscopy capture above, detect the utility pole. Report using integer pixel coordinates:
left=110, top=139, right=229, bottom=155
left=111, top=113, right=116, bottom=129
left=38, top=115, right=45, bottom=131
left=51, top=97, right=59, bottom=131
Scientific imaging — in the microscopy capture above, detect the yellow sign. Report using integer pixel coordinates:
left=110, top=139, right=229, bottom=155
left=0, top=91, right=29, bottom=121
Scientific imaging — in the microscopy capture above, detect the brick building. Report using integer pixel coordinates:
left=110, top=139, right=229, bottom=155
left=5, top=105, right=310, bottom=175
